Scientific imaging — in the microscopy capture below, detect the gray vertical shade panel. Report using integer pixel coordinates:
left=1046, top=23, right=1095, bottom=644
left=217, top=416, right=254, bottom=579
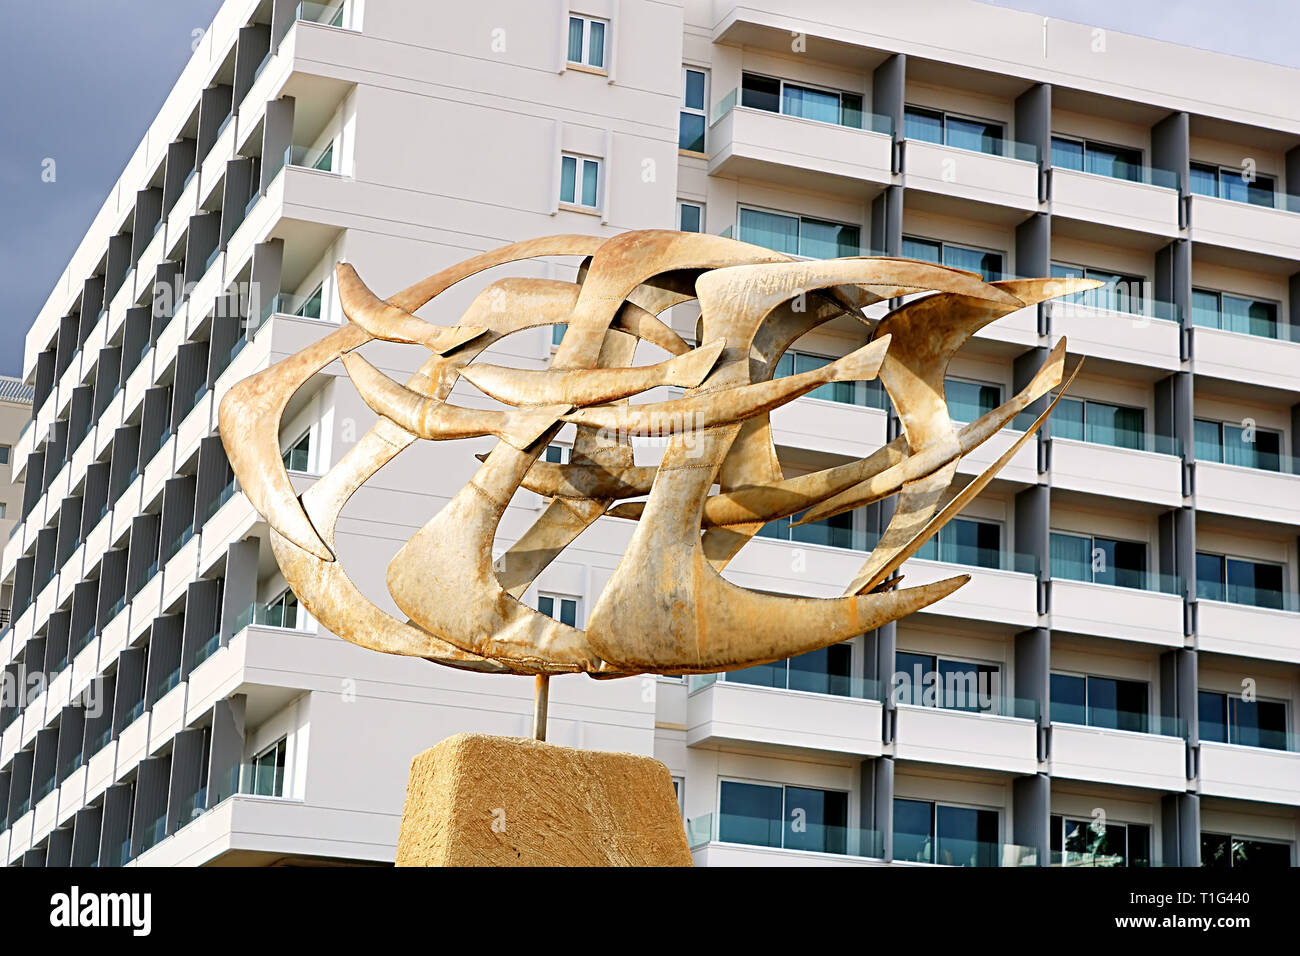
left=46, top=826, right=74, bottom=867
left=7, top=750, right=34, bottom=821
left=270, top=0, right=298, bottom=50
left=162, top=138, right=197, bottom=213
left=209, top=293, right=244, bottom=384
left=80, top=275, right=107, bottom=343
left=161, top=475, right=197, bottom=565
left=121, top=307, right=152, bottom=382
left=221, top=157, right=256, bottom=245
left=1289, top=271, right=1300, bottom=336
left=1014, top=83, right=1051, bottom=197
left=233, top=24, right=272, bottom=107
left=249, top=238, right=285, bottom=328
left=195, top=436, right=234, bottom=529
left=1012, top=773, right=1050, bottom=866
left=45, top=610, right=71, bottom=676
left=71, top=805, right=103, bottom=866
left=12, top=555, right=35, bottom=619
left=1014, top=485, right=1050, bottom=608
left=42, top=419, right=69, bottom=490
left=81, top=461, right=110, bottom=539
left=132, top=187, right=164, bottom=260
left=68, top=384, right=95, bottom=455
left=184, top=212, right=223, bottom=286
left=99, top=782, right=135, bottom=867
left=27, top=637, right=48, bottom=682
left=22, top=848, right=47, bottom=867
left=153, top=260, right=184, bottom=333
left=108, top=425, right=140, bottom=503
left=260, top=98, right=296, bottom=193
left=33, top=526, right=58, bottom=593
left=111, top=646, right=148, bottom=736
left=1151, top=111, right=1190, bottom=193
left=131, top=756, right=172, bottom=857
left=139, top=386, right=173, bottom=472
left=70, top=579, right=99, bottom=657
left=126, top=513, right=162, bottom=598
left=105, top=233, right=133, bottom=303
left=168, top=728, right=209, bottom=834
left=197, top=84, right=234, bottom=161
left=32, top=727, right=59, bottom=806
left=182, top=578, right=222, bottom=679
left=873, top=756, right=894, bottom=861
left=145, top=614, right=184, bottom=707
left=56, top=496, right=81, bottom=566
left=55, top=313, right=79, bottom=375
left=220, top=538, right=260, bottom=645
left=172, top=340, right=211, bottom=425
left=96, top=548, right=129, bottom=630
left=1161, top=792, right=1200, bottom=866
left=55, top=705, right=86, bottom=784
left=0, top=771, right=8, bottom=827
left=1014, top=627, right=1050, bottom=729
left=83, top=671, right=116, bottom=758
left=207, top=694, right=246, bottom=807
left=34, top=348, right=57, bottom=408
left=21, top=451, right=43, bottom=518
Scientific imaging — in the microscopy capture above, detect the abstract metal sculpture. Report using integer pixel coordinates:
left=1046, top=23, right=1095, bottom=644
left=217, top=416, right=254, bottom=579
left=218, top=230, right=1094, bottom=736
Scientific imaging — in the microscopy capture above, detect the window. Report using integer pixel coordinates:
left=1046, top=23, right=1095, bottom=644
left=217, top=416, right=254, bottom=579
left=282, top=430, right=311, bottom=472
left=758, top=509, right=861, bottom=551
left=894, top=799, right=1000, bottom=867
left=902, top=236, right=1003, bottom=281
left=311, top=141, right=335, bottom=173
left=1051, top=135, right=1142, bottom=182
left=719, top=780, right=848, bottom=854
left=1191, top=287, right=1279, bottom=338
left=740, top=72, right=863, bottom=129
left=1194, top=418, right=1282, bottom=471
left=263, top=589, right=300, bottom=629
left=1202, top=834, right=1292, bottom=868
left=1050, top=531, right=1147, bottom=589
left=1189, top=162, right=1276, bottom=206
left=1195, top=552, right=1284, bottom=609
left=294, top=284, right=324, bottom=320
left=0, top=503, right=6, bottom=520
left=677, top=201, right=704, bottom=233
left=904, top=105, right=1004, bottom=155
left=737, top=207, right=859, bottom=258
left=567, top=14, right=607, bottom=69
left=537, top=593, right=578, bottom=626
left=0, top=444, right=9, bottom=465
left=895, top=651, right=1000, bottom=712
left=1051, top=815, right=1150, bottom=867
left=559, top=154, right=600, bottom=209
left=1050, top=262, right=1145, bottom=314
left=915, top=516, right=1001, bottom=569
left=944, top=377, right=1002, bottom=423
left=728, top=644, right=852, bottom=696
left=1055, top=397, right=1145, bottom=450
left=543, top=443, right=570, bottom=464
left=1198, top=690, right=1288, bottom=750
left=1050, top=672, right=1149, bottom=733
left=772, top=348, right=884, bottom=407
left=249, top=738, right=287, bottom=797
left=679, top=68, right=707, bottom=152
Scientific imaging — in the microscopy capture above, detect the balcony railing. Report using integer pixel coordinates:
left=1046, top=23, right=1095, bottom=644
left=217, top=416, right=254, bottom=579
left=259, top=289, right=326, bottom=326
left=688, top=670, right=882, bottom=700
left=1052, top=704, right=1186, bottom=738
left=686, top=811, right=884, bottom=859
left=893, top=833, right=1039, bottom=867
left=1051, top=558, right=1181, bottom=595
left=1190, top=180, right=1300, bottom=213
left=1191, top=306, right=1300, bottom=343
left=1200, top=723, right=1300, bottom=753
left=162, top=523, right=194, bottom=565
left=210, top=760, right=288, bottom=805
left=1050, top=289, right=1181, bottom=324
left=711, top=87, right=893, bottom=136
left=1053, top=424, right=1181, bottom=457
left=1051, top=156, right=1178, bottom=190
left=174, top=785, right=208, bottom=831
left=231, top=600, right=303, bottom=633
left=137, top=811, right=168, bottom=855
left=914, top=540, right=1039, bottom=575
left=904, top=129, right=1040, bottom=164
left=284, top=142, right=337, bottom=174
left=191, top=628, right=221, bottom=670
left=1196, top=580, right=1300, bottom=613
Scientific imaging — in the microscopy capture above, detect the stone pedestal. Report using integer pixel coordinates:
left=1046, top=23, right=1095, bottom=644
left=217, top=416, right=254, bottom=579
left=395, top=733, right=691, bottom=866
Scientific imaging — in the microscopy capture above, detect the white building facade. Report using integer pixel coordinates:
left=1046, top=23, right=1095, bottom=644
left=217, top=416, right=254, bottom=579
left=2, top=0, right=1300, bottom=867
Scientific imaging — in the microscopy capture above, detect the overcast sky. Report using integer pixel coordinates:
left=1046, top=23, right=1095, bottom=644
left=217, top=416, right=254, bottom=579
left=1, top=0, right=1296, bottom=378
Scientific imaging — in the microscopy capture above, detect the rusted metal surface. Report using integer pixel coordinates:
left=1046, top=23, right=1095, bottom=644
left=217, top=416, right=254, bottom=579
left=218, top=229, right=1095, bottom=677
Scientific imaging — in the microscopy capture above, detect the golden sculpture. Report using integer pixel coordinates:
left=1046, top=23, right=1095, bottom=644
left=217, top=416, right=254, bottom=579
left=218, top=230, right=1094, bottom=731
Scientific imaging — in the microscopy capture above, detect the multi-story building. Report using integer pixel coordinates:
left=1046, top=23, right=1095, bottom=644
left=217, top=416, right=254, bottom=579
left=0, top=378, right=36, bottom=631
left=2, top=0, right=1299, bottom=867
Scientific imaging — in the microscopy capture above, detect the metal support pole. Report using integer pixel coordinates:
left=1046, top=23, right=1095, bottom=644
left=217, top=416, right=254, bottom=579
left=532, top=674, right=550, bottom=741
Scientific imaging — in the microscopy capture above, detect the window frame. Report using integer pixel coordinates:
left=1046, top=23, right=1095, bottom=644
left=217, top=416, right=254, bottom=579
left=892, top=796, right=1003, bottom=866
left=537, top=591, right=580, bottom=627
left=1050, top=133, right=1145, bottom=178
left=677, top=200, right=705, bottom=233
left=736, top=204, right=861, bottom=259
left=1189, top=161, right=1277, bottom=203
left=281, top=429, right=311, bottom=474
left=679, top=67, right=709, bottom=153
left=559, top=152, right=602, bottom=210
left=566, top=14, right=608, bottom=70
left=903, top=104, right=1006, bottom=154
left=902, top=234, right=1005, bottom=281
left=717, top=777, right=852, bottom=854
left=1049, top=669, right=1151, bottom=732
left=739, top=71, right=864, bottom=129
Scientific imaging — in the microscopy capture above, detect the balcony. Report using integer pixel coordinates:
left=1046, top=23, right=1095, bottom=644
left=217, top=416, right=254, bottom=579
left=768, top=389, right=889, bottom=460
left=686, top=672, right=883, bottom=757
left=1190, top=321, right=1300, bottom=394
left=902, top=136, right=1039, bottom=212
left=1197, top=589, right=1300, bottom=664
left=1048, top=298, right=1181, bottom=371
left=1051, top=711, right=1186, bottom=790
left=686, top=812, right=884, bottom=866
left=1196, top=456, right=1300, bottom=526
left=1050, top=437, right=1182, bottom=508
left=1189, top=189, right=1300, bottom=259
left=1050, top=562, right=1184, bottom=646
left=893, top=700, right=1038, bottom=774
left=1050, top=164, right=1179, bottom=237
left=1199, top=734, right=1300, bottom=806
left=708, top=91, right=892, bottom=195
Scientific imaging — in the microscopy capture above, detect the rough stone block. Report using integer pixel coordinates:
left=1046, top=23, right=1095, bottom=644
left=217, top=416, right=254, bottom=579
left=395, top=733, right=691, bottom=866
